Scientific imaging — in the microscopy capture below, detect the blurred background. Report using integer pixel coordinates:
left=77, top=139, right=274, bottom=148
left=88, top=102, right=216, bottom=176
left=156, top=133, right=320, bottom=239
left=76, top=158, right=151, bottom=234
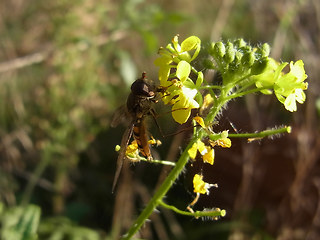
left=0, top=0, right=319, bottom=239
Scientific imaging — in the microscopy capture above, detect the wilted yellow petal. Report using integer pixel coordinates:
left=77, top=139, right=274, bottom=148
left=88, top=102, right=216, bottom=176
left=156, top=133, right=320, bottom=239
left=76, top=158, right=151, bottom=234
left=126, top=140, right=138, bottom=155
left=193, top=174, right=207, bottom=194
left=201, top=94, right=214, bottom=113
left=194, top=116, right=206, bottom=129
left=148, top=138, right=162, bottom=146
left=203, top=147, right=215, bottom=165
left=216, top=138, right=232, bottom=148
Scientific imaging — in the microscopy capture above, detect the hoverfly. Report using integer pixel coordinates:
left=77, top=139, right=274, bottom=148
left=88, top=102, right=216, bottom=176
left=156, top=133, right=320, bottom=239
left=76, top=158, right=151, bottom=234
left=111, top=72, right=160, bottom=192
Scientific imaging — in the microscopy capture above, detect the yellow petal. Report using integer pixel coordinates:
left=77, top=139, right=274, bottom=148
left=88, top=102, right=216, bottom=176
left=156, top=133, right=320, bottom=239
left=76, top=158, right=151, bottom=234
left=197, top=140, right=207, bottom=155
left=188, top=142, right=198, bottom=159
left=284, top=93, right=297, bottom=112
left=172, top=105, right=191, bottom=124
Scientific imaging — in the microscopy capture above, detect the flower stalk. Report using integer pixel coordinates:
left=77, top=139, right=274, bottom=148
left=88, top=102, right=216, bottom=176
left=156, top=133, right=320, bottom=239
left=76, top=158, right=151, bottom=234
left=122, top=138, right=197, bottom=240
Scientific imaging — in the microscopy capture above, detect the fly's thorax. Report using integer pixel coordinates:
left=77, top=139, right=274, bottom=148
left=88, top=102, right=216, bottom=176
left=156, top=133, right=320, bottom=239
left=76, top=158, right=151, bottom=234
left=126, top=93, right=153, bottom=118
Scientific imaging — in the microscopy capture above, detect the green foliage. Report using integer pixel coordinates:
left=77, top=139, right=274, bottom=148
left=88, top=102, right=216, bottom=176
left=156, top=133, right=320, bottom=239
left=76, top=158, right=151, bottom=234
left=0, top=203, right=40, bottom=240
left=38, top=217, right=101, bottom=240
left=0, top=1, right=187, bottom=239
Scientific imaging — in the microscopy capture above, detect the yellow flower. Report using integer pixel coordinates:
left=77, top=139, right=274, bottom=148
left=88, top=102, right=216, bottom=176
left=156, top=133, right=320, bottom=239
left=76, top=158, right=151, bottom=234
left=188, top=140, right=207, bottom=159
left=188, top=140, right=205, bottom=159
left=253, top=59, right=308, bottom=112
left=171, top=85, right=200, bottom=124
left=155, top=35, right=202, bottom=124
left=274, top=60, right=308, bottom=112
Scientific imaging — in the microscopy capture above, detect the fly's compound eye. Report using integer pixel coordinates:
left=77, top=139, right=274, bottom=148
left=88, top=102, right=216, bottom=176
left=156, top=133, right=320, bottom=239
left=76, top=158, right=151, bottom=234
left=131, top=79, right=155, bottom=98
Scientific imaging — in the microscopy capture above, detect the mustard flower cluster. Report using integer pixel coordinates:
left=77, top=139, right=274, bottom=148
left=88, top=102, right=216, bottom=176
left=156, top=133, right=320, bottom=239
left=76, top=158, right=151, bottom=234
left=154, top=35, right=202, bottom=124
left=207, top=39, right=308, bottom=112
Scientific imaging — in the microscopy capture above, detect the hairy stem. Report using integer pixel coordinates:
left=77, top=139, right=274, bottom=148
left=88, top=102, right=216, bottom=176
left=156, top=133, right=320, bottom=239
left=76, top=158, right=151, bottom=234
left=122, top=137, right=199, bottom=239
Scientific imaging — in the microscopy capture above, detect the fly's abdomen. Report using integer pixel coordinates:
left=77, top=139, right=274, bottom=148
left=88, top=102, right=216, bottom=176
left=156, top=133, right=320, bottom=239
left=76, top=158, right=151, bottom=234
left=133, top=118, right=152, bottom=160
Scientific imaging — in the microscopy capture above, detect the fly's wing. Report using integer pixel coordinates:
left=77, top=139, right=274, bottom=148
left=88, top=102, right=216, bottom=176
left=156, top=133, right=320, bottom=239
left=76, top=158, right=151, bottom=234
left=111, top=105, right=129, bottom=128
left=112, top=122, right=134, bottom=192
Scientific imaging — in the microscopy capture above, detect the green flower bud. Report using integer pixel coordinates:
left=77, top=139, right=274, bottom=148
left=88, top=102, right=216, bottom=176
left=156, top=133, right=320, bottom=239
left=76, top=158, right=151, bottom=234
left=212, top=42, right=226, bottom=59
left=233, top=51, right=243, bottom=65
left=239, top=45, right=252, bottom=54
left=251, top=57, right=269, bottom=75
left=234, top=38, right=246, bottom=48
left=241, top=52, right=256, bottom=67
left=256, top=43, right=270, bottom=58
left=224, top=42, right=235, bottom=64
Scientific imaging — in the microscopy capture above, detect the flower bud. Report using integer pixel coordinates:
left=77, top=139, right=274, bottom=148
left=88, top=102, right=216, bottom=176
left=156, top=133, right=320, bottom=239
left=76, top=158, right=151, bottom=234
left=233, top=51, right=243, bottom=65
left=256, top=43, right=270, bottom=58
left=234, top=38, right=246, bottom=48
left=224, top=42, right=235, bottom=64
left=211, top=42, right=225, bottom=59
left=251, top=57, right=269, bottom=75
left=241, top=51, right=255, bottom=67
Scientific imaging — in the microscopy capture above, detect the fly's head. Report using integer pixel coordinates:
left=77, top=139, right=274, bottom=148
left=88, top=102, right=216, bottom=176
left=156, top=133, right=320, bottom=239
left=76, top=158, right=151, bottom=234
left=127, top=72, right=157, bottom=118
left=130, top=72, right=156, bottom=99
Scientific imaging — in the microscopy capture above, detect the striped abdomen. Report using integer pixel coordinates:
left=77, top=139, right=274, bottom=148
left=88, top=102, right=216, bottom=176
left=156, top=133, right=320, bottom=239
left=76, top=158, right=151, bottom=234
left=133, top=118, right=152, bottom=160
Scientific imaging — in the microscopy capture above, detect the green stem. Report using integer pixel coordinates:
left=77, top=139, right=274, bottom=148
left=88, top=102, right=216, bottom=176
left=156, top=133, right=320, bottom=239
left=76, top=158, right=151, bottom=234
left=205, top=92, right=228, bottom=125
left=159, top=200, right=225, bottom=218
left=140, top=158, right=176, bottom=166
left=198, top=85, right=222, bottom=91
left=122, top=135, right=200, bottom=239
left=225, top=86, right=272, bottom=101
left=228, top=125, right=291, bottom=139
